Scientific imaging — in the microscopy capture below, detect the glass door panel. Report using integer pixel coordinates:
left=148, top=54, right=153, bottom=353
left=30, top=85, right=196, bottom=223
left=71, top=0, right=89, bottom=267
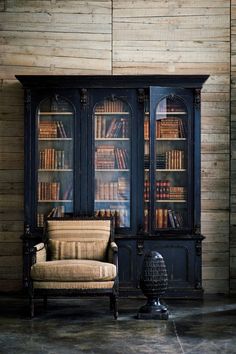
left=94, top=98, right=131, bottom=228
left=37, top=95, right=74, bottom=227
left=154, top=95, right=189, bottom=230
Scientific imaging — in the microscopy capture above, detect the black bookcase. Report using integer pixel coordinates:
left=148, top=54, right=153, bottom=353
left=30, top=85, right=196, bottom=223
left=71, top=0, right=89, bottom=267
left=17, top=75, right=208, bottom=298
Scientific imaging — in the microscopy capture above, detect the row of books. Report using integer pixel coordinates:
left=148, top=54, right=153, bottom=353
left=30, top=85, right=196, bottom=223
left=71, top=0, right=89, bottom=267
left=95, top=117, right=128, bottom=138
left=95, top=177, right=129, bottom=200
left=38, top=182, right=73, bottom=201
left=156, top=150, right=184, bottom=169
left=95, top=145, right=129, bottom=169
left=39, top=121, right=68, bottom=138
left=156, top=208, right=184, bottom=229
left=39, top=149, right=67, bottom=170
left=37, top=206, right=65, bottom=227
left=95, top=208, right=129, bottom=228
left=144, top=180, right=186, bottom=200
left=95, top=100, right=127, bottom=113
left=156, top=181, right=186, bottom=200
left=38, top=182, right=60, bottom=201
left=156, top=118, right=185, bottom=138
left=144, top=118, right=185, bottom=139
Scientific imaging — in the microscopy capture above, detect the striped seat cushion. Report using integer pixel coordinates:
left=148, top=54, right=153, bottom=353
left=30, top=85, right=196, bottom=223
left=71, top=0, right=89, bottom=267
left=31, top=259, right=116, bottom=282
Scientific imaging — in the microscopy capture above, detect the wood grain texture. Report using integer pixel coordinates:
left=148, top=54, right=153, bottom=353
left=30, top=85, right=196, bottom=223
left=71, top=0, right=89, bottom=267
left=113, top=0, right=229, bottom=294
left=231, top=0, right=236, bottom=295
left=0, top=1, right=112, bottom=79
left=0, top=0, right=112, bottom=292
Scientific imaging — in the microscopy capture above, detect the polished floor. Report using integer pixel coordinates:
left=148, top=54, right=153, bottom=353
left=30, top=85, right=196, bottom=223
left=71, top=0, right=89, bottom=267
left=0, top=295, right=235, bottom=354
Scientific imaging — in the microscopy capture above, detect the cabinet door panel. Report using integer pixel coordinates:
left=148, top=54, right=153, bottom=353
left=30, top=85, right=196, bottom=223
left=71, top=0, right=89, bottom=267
left=149, top=87, right=194, bottom=234
left=145, top=240, right=195, bottom=288
left=36, top=95, right=75, bottom=227
left=89, top=89, right=139, bottom=234
left=117, top=240, right=138, bottom=290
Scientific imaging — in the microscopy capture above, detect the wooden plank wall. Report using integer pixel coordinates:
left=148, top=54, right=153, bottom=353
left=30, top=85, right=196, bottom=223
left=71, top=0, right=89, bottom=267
left=0, top=0, right=232, bottom=294
left=231, top=0, right=236, bottom=296
left=113, top=0, right=230, bottom=294
left=0, top=0, right=112, bottom=292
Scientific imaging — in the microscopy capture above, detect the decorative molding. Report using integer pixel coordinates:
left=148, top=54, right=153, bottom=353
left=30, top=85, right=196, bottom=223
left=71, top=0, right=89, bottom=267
left=137, top=88, right=145, bottom=103
left=194, top=89, right=201, bottom=110
left=80, top=88, right=88, bottom=105
left=194, top=224, right=201, bottom=235
left=137, top=239, right=144, bottom=256
left=167, top=93, right=177, bottom=101
left=195, top=240, right=202, bottom=257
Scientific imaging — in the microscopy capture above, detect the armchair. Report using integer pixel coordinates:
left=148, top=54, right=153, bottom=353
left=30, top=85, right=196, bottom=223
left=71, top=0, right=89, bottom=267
left=24, top=217, right=118, bottom=319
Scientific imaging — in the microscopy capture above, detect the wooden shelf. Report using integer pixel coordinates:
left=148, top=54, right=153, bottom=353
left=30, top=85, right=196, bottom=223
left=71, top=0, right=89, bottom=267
left=38, top=200, right=72, bottom=203
left=156, top=112, right=187, bottom=115
left=156, top=169, right=186, bottom=172
left=156, top=138, right=186, bottom=141
left=95, top=112, right=129, bottom=115
left=145, top=138, right=186, bottom=141
left=95, top=200, right=129, bottom=203
left=144, top=169, right=186, bottom=172
left=38, top=138, right=72, bottom=141
left=38, top=169, right=73, bottom=172
left=95, top=138, right=129, bottom=141
left=95, top=169, right=129, bottom=172
left=39, top=112, right=73, bottom=115
left=145, top=200, right=186, bottom=203
left=156, top=200, right=186, bottom=203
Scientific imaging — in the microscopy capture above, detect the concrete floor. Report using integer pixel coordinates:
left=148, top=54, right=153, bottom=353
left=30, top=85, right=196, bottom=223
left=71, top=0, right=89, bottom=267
left=0, top=296, right=235, bottom=354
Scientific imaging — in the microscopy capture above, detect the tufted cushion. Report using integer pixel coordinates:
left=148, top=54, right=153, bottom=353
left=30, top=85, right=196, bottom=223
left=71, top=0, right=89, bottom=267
left=31, top=259, right=116, bottom=282
left=49, top=239, right=107, bottom=261
left=47, top=220, right=111, bottom=261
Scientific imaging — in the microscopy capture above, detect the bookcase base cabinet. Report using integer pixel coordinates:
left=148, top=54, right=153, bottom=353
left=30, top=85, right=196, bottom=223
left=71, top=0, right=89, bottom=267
left=116, top=236, right=204, bottom=298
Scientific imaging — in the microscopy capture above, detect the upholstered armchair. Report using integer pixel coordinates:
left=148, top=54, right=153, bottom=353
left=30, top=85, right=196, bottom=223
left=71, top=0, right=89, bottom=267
left=26, top=217, right=118, bottom=319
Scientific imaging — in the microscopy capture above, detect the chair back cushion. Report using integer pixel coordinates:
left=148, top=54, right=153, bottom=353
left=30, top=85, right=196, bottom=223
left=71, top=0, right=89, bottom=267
left=47, top=219, right=111, bottom=261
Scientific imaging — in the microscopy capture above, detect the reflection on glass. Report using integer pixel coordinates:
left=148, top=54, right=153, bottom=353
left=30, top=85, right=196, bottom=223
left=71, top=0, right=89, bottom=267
left=94, top=98, right=131, bottom=228
left=37, top=96, right=74, bottom=227
left=155, top=96, right=188, bottom=230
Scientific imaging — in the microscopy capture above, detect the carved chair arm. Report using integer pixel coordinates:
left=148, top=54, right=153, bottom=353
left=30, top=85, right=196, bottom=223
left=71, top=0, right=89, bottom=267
left=33, top=243, right=47, bottom=264
left=108, top=241, right=118, bottom=268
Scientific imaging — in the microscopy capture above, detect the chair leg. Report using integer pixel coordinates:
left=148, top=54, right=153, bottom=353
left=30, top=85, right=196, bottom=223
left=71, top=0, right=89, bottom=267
left=110, top=295, right=114, bottom=311
left=29, top=294, right=34, bottom=318
left=112, top=295, right=118, bottom=320
left=43, top=295, right=47, bottom=311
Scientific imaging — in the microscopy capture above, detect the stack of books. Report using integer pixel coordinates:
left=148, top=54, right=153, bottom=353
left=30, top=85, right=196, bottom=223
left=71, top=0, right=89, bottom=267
left=95, top=145, right=115, bottom=169
left=156, top=118, right=185, bottom=138
left=39, top=121, right=67, bottom=138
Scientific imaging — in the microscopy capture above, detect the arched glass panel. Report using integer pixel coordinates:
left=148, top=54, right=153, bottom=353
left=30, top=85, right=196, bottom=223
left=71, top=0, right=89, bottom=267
left=154, top=95, right=188, bottom=230
left=94, top=98, right=131, bottom=228
left=36, top=95, right=74, bottom=227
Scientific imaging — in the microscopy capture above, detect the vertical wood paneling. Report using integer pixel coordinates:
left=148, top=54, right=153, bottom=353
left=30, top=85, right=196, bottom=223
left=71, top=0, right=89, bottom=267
left=231, top=0, right=236, bottom=295
left=113, top=0, right=231, bottom=294
left=0, top=0, right=112, bottom=292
